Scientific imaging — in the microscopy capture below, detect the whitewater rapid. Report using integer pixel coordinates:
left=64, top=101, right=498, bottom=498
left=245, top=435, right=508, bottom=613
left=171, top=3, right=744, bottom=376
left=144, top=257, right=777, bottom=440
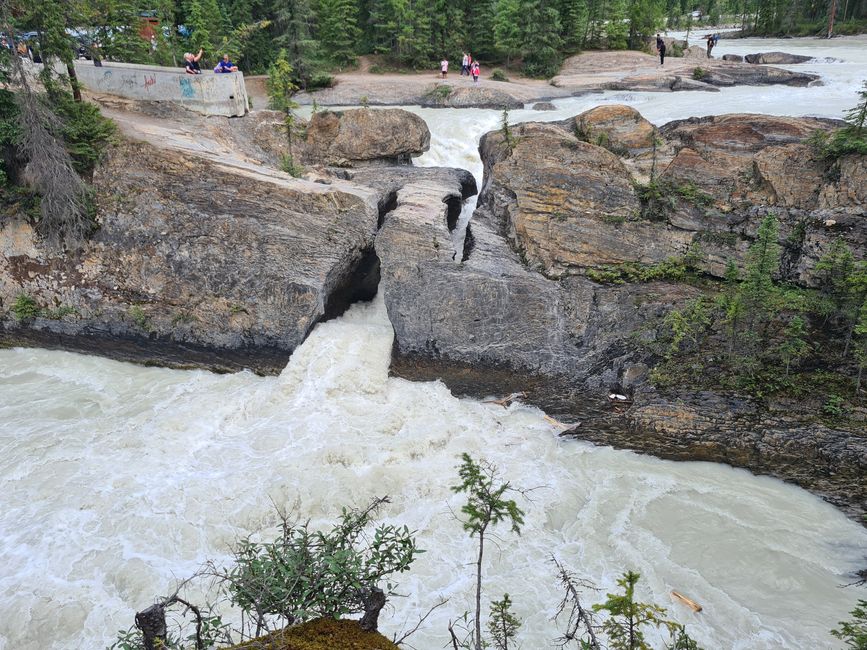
left=2, top=35, right=866, bottom=650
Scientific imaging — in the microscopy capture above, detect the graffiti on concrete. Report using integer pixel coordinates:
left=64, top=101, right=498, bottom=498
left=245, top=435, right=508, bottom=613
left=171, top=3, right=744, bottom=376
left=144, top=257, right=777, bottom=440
left=143, top=74, right=156, bottom=90
left=179, top=77, right=195, bottom=98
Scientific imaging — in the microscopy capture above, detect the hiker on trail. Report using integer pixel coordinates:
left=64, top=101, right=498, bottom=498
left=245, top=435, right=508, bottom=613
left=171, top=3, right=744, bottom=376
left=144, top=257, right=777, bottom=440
left=705, top=34, right=715, bottom=58
left=214, top=54, right=238, bottom=73
left=184, top=48, right=203, bottom=74
left=656, top=33, right=666, bottom=66
left=461, top=52, right=470, bottom=76
left=440, top=58, right=448, bottom=79
left=471, top=60, right=480, bottom=82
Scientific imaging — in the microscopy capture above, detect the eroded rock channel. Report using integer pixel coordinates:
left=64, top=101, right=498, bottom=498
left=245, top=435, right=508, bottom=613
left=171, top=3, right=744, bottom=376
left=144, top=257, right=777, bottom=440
left=1, top=104, right=864, bottom=521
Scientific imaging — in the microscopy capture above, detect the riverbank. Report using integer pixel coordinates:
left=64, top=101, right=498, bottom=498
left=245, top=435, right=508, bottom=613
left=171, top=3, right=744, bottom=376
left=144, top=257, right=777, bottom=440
left=261, top=49, right=821, bottom=109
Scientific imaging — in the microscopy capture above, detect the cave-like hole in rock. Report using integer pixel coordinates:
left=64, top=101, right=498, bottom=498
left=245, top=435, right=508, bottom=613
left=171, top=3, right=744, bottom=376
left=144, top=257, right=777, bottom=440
left=322, top=247, right=381, bottom=321
left=445, top=196, right=462, bottom=232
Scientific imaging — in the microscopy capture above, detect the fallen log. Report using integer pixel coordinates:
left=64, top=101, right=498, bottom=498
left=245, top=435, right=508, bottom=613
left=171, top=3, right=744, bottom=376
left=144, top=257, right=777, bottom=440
left=671, top=590, right=702, bottom=612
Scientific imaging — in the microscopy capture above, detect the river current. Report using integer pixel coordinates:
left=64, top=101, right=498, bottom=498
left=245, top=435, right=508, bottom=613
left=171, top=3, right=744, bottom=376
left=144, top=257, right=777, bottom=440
left=1, top=36, right=866, bottom=650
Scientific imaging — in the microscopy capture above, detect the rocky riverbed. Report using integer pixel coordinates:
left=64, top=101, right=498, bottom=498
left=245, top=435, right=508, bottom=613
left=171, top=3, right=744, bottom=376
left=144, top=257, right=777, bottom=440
left=2, top=103, right=865, bottom=521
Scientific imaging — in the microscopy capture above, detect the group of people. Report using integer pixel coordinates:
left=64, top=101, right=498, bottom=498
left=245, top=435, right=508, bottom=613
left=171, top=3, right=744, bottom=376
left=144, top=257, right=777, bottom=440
left=654, top=31, right=721, bottom=65
left=440, top=53, right=480, bottom=82
left=184, top=48, right=238, bottom=74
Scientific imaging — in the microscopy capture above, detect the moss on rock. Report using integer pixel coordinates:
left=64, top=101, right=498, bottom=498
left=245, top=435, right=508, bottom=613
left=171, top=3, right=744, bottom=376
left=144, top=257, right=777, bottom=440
left=225, top=618, right=399, bottom=650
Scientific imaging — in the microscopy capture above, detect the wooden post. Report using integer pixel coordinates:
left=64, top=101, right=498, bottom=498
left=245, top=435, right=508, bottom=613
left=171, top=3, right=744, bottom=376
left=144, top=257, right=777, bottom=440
left=827, top=0, right=838, bottom=38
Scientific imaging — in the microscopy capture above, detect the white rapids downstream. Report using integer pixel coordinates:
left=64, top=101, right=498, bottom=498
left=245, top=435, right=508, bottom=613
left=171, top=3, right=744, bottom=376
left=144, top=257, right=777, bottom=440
left=2, top=35, right=867, bottom=650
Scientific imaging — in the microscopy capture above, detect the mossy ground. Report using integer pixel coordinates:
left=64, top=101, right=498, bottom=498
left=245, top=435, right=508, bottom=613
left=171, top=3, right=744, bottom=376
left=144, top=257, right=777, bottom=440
left=226, top=618, right=399, bottom=650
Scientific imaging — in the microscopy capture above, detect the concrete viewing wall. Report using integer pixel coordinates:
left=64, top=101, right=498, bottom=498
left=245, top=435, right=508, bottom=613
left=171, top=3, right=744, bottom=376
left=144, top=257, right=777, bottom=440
left=72, top=61, right=248, bottom=117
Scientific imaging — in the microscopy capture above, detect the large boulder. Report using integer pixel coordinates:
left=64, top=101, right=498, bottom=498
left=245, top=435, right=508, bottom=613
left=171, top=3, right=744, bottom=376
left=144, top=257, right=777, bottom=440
left=303, top=108, right=430, bottom=166
left=571, top=104, right=656, bottom=156
left=475, top=122, right=698, bottom=277
left=722, top=53, right=744, bottom=62
left=420, top=84, right=524, bottom=109
left=745, top=51, right=813, bottom=64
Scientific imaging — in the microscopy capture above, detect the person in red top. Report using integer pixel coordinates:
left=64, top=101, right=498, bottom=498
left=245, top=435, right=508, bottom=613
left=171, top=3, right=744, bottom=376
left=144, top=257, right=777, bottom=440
left=471, top=60, right=480, bottom=82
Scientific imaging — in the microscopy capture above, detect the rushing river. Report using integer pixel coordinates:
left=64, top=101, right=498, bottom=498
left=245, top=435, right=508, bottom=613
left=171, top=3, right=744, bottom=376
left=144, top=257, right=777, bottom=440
left=2, top=36, right=867, bottom=650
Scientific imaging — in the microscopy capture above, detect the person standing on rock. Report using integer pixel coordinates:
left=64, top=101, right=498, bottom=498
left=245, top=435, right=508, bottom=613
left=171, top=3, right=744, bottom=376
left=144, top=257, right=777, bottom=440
left=461, top=52, right=470, bottom=76
left=471, top=60, right=480, bottom=82
left=705, top=34, right=715, bottom=58
left=440, top=58, right=449, bottom=79
left=656, top=33, right=666, bottom=66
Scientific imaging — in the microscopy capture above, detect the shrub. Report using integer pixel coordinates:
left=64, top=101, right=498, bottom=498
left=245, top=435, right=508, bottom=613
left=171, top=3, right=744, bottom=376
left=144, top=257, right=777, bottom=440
left=490, top=68, right=509, bottom=82
left=692, top=67, right=707, bottom=80
left=12, top=293, right=39, bottom=320
left=223, top=497, right=421, bottom=633
left=280, top=154, right=305, bottom=177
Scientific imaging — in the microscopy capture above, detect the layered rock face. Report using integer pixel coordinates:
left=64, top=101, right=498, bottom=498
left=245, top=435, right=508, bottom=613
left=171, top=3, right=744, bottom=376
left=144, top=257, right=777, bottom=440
left=380, top=106, right=867, bottom=518
left=0, top=108, right=472, bottom=373
left=1, top=141, right=380, bottom=371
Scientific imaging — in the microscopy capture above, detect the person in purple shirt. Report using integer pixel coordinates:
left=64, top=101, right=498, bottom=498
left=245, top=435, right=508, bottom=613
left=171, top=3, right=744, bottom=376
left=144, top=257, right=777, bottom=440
left=214, top=54, right=238, bottom=73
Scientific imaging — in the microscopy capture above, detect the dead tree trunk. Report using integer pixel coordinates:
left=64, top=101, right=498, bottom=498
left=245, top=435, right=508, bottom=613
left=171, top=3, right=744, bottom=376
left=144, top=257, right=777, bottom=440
left=359, top=587, right=386, bottom=632
left=135, top=604, right=168, bottom=650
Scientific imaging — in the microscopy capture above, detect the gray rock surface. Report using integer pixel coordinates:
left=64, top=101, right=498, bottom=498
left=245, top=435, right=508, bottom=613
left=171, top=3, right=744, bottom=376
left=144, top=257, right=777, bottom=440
left=303, top=108, right=431, bottom=166
left=745, top=51, right=813, bottom=64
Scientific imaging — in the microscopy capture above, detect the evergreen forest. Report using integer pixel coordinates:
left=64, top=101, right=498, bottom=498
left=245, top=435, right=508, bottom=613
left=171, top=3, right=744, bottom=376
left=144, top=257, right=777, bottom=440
left=4, top=0, right=867, bottom=85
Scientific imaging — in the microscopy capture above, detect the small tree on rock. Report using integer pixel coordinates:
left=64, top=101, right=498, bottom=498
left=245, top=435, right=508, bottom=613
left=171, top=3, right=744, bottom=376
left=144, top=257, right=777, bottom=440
left=451, top=453, right=525, bottom=650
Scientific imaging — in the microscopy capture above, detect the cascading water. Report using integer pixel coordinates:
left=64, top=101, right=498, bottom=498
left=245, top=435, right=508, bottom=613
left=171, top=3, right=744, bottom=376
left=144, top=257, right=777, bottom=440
left=2, top=35, right=867, bottom=650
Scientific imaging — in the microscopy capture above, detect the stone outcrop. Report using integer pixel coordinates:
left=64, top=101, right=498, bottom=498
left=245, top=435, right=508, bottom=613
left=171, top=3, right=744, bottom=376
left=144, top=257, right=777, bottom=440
left=420, top=85, right=524, bottom=110
left=302, top=108, right=430, bottom=166
left=572, top=105, right=656, bottom=156
left=378, top=107, right=867, bottom=519
left=0, top=108, right=472, bottom=373
left=722, top=53, right=744, bottom=62
left=745, top=51, right=813, bottom=65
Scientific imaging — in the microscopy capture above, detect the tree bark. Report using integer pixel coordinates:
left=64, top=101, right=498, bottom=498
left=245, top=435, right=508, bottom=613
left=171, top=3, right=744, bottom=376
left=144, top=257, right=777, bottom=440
left=135, top=604, right=168, bottom=650
left=359, top=587, right=386, bottom=632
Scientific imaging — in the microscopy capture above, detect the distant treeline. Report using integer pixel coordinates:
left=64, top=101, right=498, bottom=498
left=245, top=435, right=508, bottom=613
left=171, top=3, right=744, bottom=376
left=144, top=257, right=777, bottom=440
left=9, top=0, right=867, bottom=83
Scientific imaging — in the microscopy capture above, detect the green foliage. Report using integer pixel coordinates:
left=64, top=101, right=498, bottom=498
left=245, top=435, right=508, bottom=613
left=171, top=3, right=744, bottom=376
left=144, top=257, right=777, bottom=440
left=488, top=593, right=521, bottom=650
left=809, top=83, right=867, bottom=160
left=500, top=108, right=517, bottom=153
left=452, top=453, right=525, bottom=539
left=830, top=599, right=867, bottom=649
left=280, top=153, right=305, bottom=177
left=490, top=68, right=510, bottom=82
left=267, top=50, right=300, bottom=112
left=452, top=453, right=525, bottom=650
left=426, top=84, right=453, bottom=102
left=692, top=66, right=707, bottom=80
left=128, top=305, right=151, bottom=331
left=225, top=497, right=422, bottom=628
left=12, top=293, right=39, bottom=320
left=51, top=92, right=116, bottom=176
left=585, top=254, right=699, bottom=285
left=592, top=571, right=674, bottom=650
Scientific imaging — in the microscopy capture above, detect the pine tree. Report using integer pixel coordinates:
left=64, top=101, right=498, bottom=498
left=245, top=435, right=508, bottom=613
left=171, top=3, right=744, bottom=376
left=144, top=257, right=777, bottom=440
left=521, top=0, right=563, bottom=77
left=188, top=0, right=214, bottom=56
left=559, top=0, right=589, bottom=52
left=317, top=0, right=360, bottom=65
left=493, top=0, right=522, bottom=64
left=274, top=0, right=323, bottom=85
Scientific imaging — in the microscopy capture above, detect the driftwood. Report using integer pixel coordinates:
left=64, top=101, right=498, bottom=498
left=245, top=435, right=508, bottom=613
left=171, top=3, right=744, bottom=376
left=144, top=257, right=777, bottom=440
left=671, top=590, right=703, bottom=612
